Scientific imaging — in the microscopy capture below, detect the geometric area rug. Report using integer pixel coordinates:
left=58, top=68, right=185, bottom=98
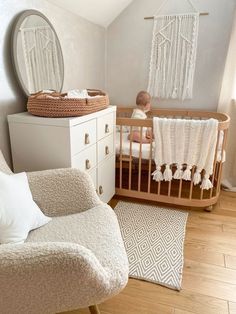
left=114, top=201, right=188, bottom=291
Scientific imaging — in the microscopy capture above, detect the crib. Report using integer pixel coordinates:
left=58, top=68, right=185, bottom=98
left=116, top=108, right=230, bottom=211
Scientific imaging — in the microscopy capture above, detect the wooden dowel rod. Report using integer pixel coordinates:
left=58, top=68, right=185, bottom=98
left=144, top=12, right=209, bottom=19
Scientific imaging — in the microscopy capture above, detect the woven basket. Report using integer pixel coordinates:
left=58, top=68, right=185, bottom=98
left=27, top=89, right=109, bottom=117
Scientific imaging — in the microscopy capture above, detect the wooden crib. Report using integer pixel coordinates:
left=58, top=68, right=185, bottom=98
left=116, top=108, right=230, bottom=211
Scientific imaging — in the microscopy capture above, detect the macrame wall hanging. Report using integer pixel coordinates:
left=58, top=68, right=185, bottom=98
left=147, top=0, right=206, bottom=100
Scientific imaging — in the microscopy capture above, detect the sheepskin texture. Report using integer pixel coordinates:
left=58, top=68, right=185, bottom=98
left=27, top=168, right=103, bottom=216
left=0, top=152, right=129, bottom=314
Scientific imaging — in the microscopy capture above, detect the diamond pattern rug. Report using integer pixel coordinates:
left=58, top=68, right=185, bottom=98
left=114, top=201, right=188, bottom=290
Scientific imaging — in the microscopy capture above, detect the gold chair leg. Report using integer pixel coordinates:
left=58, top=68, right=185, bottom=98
left=89, top=305, right=100, bottom=314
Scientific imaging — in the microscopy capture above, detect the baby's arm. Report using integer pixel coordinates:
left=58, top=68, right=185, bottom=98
left=146, top=128, right=154, bottom=140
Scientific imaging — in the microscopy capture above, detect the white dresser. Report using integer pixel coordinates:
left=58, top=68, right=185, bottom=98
left=8, top=106, right=116, bottom=203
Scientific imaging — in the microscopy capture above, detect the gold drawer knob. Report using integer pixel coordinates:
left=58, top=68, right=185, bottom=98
left=99, top=185, right=103, bottom=195
left=105, top=124, right=109, bottom=133
left=85, top=159, right=91, bottom=170
left=85, top=133, right=90, bottom=144
left=105, top=146, right=109, bottom=155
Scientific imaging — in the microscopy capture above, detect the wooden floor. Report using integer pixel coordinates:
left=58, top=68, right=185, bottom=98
left=69, top=191, right=236, bottom=314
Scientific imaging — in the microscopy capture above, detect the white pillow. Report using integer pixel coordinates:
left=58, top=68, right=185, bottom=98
left=0, top=171, right=51, bottom=244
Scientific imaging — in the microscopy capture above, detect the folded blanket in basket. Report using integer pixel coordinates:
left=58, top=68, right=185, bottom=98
left=152, top=117, right=218, bottom=190
left=66, top=89, right=102, bottom=99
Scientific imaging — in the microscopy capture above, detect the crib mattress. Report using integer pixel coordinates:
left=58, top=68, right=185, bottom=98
left=116, top=131, right=225, bottom=162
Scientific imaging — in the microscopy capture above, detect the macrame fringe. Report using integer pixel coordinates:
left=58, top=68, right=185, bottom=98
left=200, top=174, right=213, bottom=190
left=172, top=88, right=178, bottom=99
left=173, top=164, right=183, bottom=179
left=152, top=166, right=163, bottom=182
left=163, top=164, right=172, bottom=181
left=182, top=165, right=192, bottom=181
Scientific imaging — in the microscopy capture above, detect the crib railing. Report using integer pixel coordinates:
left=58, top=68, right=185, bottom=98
left=116, top=108, right=230, bottom=210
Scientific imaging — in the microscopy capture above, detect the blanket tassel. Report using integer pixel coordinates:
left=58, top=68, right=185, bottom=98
left=152, top=166, right=163, bottom=182
left=164, top=164, right=172, bottom=181
left=193, top=168, right=201, bottom=185
left=200, top=174, right=213, bottom=190
left=182, top=165, right=192, bottom=181
left=173, top=164, right=183, bottom=179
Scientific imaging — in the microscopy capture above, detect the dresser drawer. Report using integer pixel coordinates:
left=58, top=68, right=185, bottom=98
left=97, top=155, right=115, bottom=203
left=71, top=119, right=96, bottom=156
left=71, top=144, right=96, bottom=172
left=88, top=167, right=97, bottom=189
left=97, top=133, right=114, bottom=164
left=97, top=112, right=114, bottom=140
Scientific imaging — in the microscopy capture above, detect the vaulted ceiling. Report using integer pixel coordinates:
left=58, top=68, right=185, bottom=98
left=47, top=0, right=133, bottom=27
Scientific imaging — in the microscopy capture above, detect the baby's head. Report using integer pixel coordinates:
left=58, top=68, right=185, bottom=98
left=136, top=91, right=151, bottom=113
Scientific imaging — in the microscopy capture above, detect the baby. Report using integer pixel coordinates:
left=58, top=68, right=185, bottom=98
left=129, top=91, right=152, bottom=143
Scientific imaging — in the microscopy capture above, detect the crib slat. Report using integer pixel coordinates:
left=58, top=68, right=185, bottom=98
left=147, top=129, right=153, bottom=193
left=210, top=130, right=221, bottom=198
left=189, top=166, right=195, bottom=200
left=129, top=126, right=133, bottom=190
left=119, top=125, right=123, bottom=189
left=215, top=162, right=219, bottom=182
left=167, top=165, right=172, bottom=196
left=214, top=160, right=219, bottom=184
left=178, top=178, right=183, bottom=198
left=138, top=127, right=143, bottom=192
left=200, top=183, right=204, bottom=200
left=158, top=181, right=161, bottom=195
left=216, top=129, right=228, bottom=194
left=200, top=169, right=204, bottom=200
left=200, top=188, right=204, bottom=200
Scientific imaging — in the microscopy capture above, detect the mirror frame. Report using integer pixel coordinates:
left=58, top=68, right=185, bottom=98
left=11, top=9, right=64, bottom=96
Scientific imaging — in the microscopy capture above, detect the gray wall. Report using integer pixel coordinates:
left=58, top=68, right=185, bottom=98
left=1, top=0, right=235, bottom=166
left=106, top=0, right=235, bottom=109
left=0, top=0, right=105, bottom=165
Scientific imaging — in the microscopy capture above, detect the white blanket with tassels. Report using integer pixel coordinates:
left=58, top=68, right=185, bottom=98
left=152, top=117, right=219, bottom=190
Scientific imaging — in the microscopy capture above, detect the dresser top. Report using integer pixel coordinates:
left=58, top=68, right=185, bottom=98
left=8, top=106, right=116, bottom=127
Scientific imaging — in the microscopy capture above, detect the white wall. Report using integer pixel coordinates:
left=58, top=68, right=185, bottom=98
left=218, top=12, right=236, bottom=187
left=47, top=0, right=133, bottom=27
left=106, top=0, right=235, bottom=110
left=0, top=0, right=105, bottom=165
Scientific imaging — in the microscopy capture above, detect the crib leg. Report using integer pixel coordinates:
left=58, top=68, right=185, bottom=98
left=204, top=205, right=213, bottom=212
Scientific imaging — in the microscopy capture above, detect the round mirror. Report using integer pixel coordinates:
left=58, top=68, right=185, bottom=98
left=11, top=10, right=64, bottom=95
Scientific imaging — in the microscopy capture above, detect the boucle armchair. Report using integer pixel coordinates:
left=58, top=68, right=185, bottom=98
left=0, top=151, right=129, bottom=314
